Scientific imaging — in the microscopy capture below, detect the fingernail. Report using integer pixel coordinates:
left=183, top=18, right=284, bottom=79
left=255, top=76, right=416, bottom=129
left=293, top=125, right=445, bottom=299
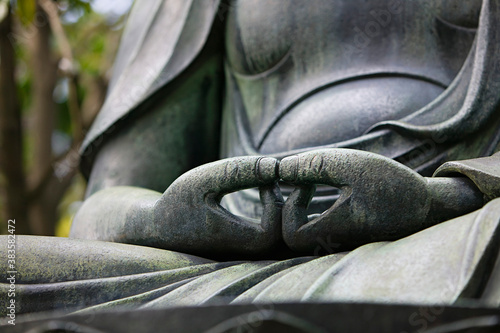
left=279, top=155, right=299, bottom=182
left=257, top=157, right=279, bottom=182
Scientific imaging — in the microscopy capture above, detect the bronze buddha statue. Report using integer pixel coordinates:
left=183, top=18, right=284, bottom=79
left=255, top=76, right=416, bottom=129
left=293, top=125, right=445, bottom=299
left=2, top=0, right=500, bottom=328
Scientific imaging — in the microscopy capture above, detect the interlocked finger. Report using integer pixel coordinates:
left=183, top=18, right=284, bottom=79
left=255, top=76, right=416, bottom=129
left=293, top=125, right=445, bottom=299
left=279, top=149, right=431, bottom=252
left=153, top=156, right=283, bottom=256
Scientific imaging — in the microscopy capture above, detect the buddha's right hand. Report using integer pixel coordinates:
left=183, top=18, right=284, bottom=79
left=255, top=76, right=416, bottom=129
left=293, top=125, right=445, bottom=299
left=152, top=156, right=283, bottom=256
left=278, top=148, right=484, bottom=253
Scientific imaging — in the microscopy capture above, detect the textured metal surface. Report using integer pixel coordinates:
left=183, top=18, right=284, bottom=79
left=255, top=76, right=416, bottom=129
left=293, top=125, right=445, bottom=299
left=2, top=303, right=500, bottom=333
left=11, top=0, right=500, bottom=324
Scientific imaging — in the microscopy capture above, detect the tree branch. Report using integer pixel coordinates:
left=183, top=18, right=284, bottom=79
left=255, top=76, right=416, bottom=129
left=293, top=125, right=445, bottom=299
left=26, top=0, right=87, bottom=207
left=27, top=140, right=82, bottom=201
left=39, top=0, right=83, bottom=142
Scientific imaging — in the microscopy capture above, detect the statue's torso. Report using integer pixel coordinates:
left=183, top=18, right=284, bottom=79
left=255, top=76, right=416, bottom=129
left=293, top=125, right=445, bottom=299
left=221, top=0, right=478, bottom=157
left=219, top=0, right=482, bottom=217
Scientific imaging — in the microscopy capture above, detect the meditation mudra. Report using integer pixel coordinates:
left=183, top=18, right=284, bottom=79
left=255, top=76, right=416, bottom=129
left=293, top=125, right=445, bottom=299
left=3, top=0, right=500, bottom=315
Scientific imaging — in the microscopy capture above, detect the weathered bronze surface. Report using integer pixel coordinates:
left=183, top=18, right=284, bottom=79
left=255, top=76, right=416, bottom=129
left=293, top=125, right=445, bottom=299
left=2, top=0, right=500, bottom=331
left=4, top=303, right=500, bottom=333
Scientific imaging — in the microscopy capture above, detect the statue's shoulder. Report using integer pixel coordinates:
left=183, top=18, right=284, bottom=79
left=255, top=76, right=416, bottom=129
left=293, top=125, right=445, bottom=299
left=80, top=0, right=222, bottom=176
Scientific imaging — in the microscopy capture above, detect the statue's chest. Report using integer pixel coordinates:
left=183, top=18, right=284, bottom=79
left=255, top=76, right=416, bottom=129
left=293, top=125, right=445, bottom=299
left=222, top=0, right=477, bottom=154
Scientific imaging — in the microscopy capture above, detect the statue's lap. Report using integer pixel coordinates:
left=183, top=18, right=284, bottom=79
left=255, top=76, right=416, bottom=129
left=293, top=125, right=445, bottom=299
left=2, top=198, right=499, bottom=316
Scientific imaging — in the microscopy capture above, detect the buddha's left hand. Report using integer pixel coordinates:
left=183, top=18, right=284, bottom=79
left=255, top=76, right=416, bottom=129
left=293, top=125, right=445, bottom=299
left=279, top=148, right=484, bottom=252
left=153, top=156, right=284, bottom=256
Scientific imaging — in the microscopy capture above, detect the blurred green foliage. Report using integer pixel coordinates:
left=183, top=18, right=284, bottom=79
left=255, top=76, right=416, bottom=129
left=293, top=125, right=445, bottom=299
left=16, top=0, right=36, bottom=25
left=0, top=0, right=131, bottom=235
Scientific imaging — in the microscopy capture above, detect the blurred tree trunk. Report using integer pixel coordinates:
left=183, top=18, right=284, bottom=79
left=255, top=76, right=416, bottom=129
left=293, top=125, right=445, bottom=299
left=26, top=5, right=59, bottom=235
left=0, top=5, right=30, bottom=234
left=1, top=1, right=111, bottom=236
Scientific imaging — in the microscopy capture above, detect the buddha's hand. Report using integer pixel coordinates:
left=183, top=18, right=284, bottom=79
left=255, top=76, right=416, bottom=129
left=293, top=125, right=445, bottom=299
left=279, top=148, right=484, bottom=253
left=153, top=156, right=283, bottom=256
